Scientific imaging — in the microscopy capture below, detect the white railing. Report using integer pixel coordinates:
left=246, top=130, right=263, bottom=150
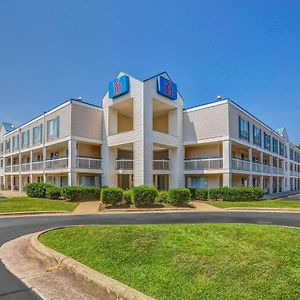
left=32, top=161, right=43, bottom=171
left=76, top=157, right=102, bottom=169
left=21, top=163, right=30, bottom=172
left=272, top=167, right=279, bottom=175
left=46, top=158, right=68, bottom=170
left=153, top=159, right=170, bottom=170
left=252, top=162, right=262, bottom=173
left=12, top=165, right=19, bottom=172
left=184, top=158, right=223, bottom=171
left=263, top=164, right=271, bottom=173
left=278, top=167, right=284, bottom=175
left=116, top=159, right=133, bottom=170
left=231, top=158, right=251, bottom=171
left=5, top=165, right=11, bottom=172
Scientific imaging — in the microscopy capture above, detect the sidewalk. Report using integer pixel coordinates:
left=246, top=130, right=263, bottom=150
left=0, top=190, right=26, bottom=198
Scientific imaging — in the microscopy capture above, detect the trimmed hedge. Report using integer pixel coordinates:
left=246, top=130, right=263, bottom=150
left=189, top=188, right=209, bottom=200
left=131, top=186, right=158, bottom=206
left=208, top=187, right=264, bottom=201
left=46, top=186, right=62, bottom=199
left=157, top=191, right=168, bottom=203
left=25, top=182, right=53, bottom=198
left=123, top=190, right=132, bottom=204
left=101, top=187, right=123, bottom=206
left=61, top=186, right=101, bottom=201
left=168, top=188, right=191, bottom=205
left=61, top=186, right=81, bottom=201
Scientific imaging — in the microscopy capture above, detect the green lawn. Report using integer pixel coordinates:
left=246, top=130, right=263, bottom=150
left=40, top=224, right=300, bottom=300
left=0, top=197, right=78, bottom=213
left=207, top=199, right=300, bottom=209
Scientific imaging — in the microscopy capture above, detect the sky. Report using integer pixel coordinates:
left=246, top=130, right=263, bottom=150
left=0, top=0, right=300, bottom=143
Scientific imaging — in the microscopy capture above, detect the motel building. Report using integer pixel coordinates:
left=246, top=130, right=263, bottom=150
left=0, top=71, right=300, bottom=194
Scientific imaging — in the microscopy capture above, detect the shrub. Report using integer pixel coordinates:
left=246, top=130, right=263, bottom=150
left=123, top=190, right=132, bottom=204
left=101, top=187, right=123, bottom=206
left=25, top=182, right=53, bottom=198
left=168, top=188, right=191, bottom=205
left=61, top=186, right=82, bottom=201
left=193, top=188, right=209, bottom=200
left=80, top=186, right=101, bottom=199
left=157, top=191, right=168, bottom=203
left=46, top=186, right=62, bottom=199
left=131, top=186, right=158, bottom=206
left=208, top=187, right=264, bottom=201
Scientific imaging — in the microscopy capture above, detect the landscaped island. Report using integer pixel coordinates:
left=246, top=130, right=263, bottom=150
left=40, top=224, right=300, bottom=300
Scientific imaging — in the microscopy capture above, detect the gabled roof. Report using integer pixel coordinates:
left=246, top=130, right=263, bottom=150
left=276, top=127, right=289, bottom=140
left=1, top=122, right=15, bottom=133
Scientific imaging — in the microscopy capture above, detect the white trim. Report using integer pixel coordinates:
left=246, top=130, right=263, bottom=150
left=184, top=99, right=228, bottom=113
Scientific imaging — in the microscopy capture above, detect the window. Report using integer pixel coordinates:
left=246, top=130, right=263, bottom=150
left=253, top=125, right=261, bottom=147
left=264, top=133, right=271, bottom=150
left=12, top=135, right=19, bottom=152
left=47, top=116, right=60, bottom=142
left=290, top=148, right=294, bottom=160
left=272, top=138, right=278, bottom=154
left=22, top=130, right=30, bottom=149
left=5, top=140, right=10, bottom=153
left=279, top=142, right=284, bottom=156
left=239, top=116, right=250, bottom=142
left=189, top=177, right=208, bottom=188
left=33, top=124, right=43, bottom=146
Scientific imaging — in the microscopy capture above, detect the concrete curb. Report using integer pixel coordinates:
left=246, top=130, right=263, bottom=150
left=0, top=210, right=70, bottom=216
left=31, top=227, right=155, bottom=300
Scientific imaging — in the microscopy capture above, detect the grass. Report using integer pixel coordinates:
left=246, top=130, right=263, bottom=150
left=207, top=199, right=300, bottom=209
left=40, top=224, right=300, bottom=300
left=0, top=197, right=78, bottom=213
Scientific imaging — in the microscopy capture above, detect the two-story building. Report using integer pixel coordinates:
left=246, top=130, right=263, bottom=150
left=0, top=71, right=299, bottom=194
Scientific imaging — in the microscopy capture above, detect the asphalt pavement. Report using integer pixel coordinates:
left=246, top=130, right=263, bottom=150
left=0, top=211, right=300, bottom=300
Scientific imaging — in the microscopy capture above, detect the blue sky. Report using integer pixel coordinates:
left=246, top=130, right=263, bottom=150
left=0, top=0, right=300, bottom=143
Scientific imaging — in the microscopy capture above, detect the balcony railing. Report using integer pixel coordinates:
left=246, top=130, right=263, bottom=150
left=263, top=164, right=271, bottom=173
left=45, top=158, right=68, bottom=170
left=5, top=165, right=11, bottom=172
left=278, top=167, right=284, bottom=175
left=252, top=162, right=262, bottom=173
left=76, top=157, right=102, bottom=169
left=32, top=161, right=43, bottom=171
left=12, top=165, right=19, bottom=172
left=116, top=159, right=133, bottom=170
left=21, top=163, right=31, bottom=172
left=153, top=159, right=170, bottom=170
left=185, top=158, right=223, bottom=171
left=272, top=166, right=279, bottom=175
left=231, top=158, right=251, bottom=171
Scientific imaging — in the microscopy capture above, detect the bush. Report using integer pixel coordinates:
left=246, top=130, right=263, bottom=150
left=168, top=188, right=191, bottom=205
left=25, top=182, right=53, bottom=198
left=208, top=187, right=264, bottom=201
left=123, top=190, right=132, bottom=204
left=80, top=186, right=101, bottom=199
left=61, top=186, right=82, bottom=201
left=101, top=187, right=123, bottom=206
left=190, top=188, right=209, bottom=200
left=46, top=186, right=62, bottom=199
left=157, top=191, right=168, bottom=203
left=131, top=186, right=158, bottom=206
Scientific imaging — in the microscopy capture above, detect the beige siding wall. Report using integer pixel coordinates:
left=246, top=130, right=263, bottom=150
left=185, top=144, right=222, bottom=159
left=117, top=113, right=133, bottom=133
left=183, top=102, right=229, bottom=142
left=77, top=143, right=101, bottom=158
left=71, top=103, right=102, bottom=140
left=153, top=115, right=168, bottom=134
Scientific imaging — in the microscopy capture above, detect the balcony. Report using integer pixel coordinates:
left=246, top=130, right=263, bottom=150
left=185, top=158, right=223, bottom=171
left=76, top=157, right=102, bottom=170
left=45, top=158, right=68, bottom=170
left=263, top=164, right=271, bottom=173
left=231, top=158, right=251, bottom=171
left=32, top=161, right=43, bottom=171
left=21, top=163, right=30, bottom=172
left=153, top=159, right=170, bottom=171
left=116, top=159, right=133, bottom=171
left=272, top=167, right=279, bottom=175
left=5, top=165, right=11, bottom=172
left=252, top=162, right=262, bottom=173
left=278, top=167, right=284, bottom=175
left=12, top=165, right=19, bottom=172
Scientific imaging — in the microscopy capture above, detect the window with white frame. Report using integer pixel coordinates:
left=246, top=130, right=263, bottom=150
left=47, top=116, right=60, bottom=142
left=33, top=124, right=43, bottom=146
left=264, top=133, right=271, bottom=150
left=12, top=135, right=19, bottom=152
left=272, top=138, right=278, bottom=154
left=239, top=116, right=250, bottom=142
left=22, top=130, right=30, bottom=149
left=253, top=125, right=261, bottom=147
left=5, top=140, right=10, bottom=153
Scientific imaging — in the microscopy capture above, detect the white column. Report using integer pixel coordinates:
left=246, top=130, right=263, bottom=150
left=222, top=140, right=232, bottom=187
left=276, top=177, right=280, bottom=193
left=29, top=174, right=33, bottom=183
left=248, top=148, right=253, bottom=171
left=68, top=172, right=77, bottom=186
left=18, top=175, right=22, bottom=192
left=169, top=147, right=181, bottom=188
left=269, top=155, right=273, bottom=194
left=30, top=150, right=33, bottom=172
left=248, top=174, right=253, bottom=187
left=10, top=175, right=13, bottom=191
left=68, top=139, right=77, bottom=169
left=260, top=176, right=264, bottom=190
left=108, top=147, right=118, bottom=187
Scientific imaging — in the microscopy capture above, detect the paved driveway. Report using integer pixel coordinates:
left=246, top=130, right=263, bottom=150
left=286, top=193, right=300, bottom=201
left=1, top=211, right=300, bottom=300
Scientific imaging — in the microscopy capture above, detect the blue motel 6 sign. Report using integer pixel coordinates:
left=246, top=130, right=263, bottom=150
left=109, top=75, right=130, bottom=99
left=157, top=76, right=177, bottom=100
